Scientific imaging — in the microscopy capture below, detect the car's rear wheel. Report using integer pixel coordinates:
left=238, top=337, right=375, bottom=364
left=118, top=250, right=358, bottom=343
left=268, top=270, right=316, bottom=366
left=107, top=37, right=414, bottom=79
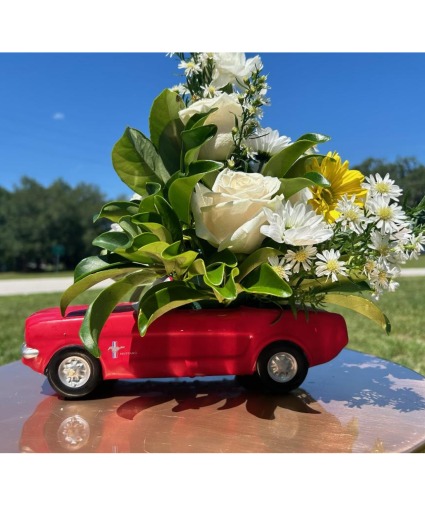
left=256, top=342, right=308, bottom=393
left=47, top=348, right=103, bottom=399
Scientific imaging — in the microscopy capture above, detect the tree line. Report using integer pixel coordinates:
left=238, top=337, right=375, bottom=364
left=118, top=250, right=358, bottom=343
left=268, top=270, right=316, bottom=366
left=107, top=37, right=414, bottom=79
left=0, top=177, right=111, bottom=272
left=1, top=156, right=424, bottom=273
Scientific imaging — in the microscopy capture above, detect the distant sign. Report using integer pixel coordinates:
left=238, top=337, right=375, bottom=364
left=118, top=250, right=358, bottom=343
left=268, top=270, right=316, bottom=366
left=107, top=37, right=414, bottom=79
left=51, top=244, right=65, bottom=257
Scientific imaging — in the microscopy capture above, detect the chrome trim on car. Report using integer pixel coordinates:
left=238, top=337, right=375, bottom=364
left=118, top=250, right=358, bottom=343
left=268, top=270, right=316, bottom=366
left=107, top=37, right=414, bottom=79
left=22, top=343, right=39, bottom=359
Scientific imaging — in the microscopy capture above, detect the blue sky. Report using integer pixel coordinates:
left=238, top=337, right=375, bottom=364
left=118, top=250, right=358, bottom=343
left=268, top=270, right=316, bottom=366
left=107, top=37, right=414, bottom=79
left=1, top=52, right=425, bottom=200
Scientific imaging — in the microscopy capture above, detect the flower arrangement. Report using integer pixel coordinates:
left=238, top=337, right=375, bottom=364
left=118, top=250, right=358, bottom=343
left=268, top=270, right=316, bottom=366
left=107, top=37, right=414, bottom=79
left=61, top=52, right=425, bottom=357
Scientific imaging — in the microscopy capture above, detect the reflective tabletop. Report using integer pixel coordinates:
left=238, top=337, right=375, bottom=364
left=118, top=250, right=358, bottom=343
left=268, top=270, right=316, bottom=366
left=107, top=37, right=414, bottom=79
left=1, top=349, right=424, bottom=453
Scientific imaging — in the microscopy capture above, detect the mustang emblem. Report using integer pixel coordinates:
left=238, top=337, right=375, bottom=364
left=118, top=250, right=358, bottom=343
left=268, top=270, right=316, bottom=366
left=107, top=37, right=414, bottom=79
left=108, top=341, right=125, bottom=359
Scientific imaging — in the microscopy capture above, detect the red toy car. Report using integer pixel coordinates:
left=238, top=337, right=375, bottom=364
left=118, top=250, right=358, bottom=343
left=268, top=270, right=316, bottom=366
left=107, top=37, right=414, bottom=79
left=22, top=303, right=348, bottom=399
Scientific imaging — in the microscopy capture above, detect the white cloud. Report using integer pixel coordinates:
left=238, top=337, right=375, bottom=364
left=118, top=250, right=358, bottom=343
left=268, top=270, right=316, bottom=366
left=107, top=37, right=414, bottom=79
left=52, top=112, right=65, bottom=121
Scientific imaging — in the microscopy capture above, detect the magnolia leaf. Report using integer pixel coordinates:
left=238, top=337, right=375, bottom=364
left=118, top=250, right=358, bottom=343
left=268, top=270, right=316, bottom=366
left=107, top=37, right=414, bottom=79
left=236, top=247, right=282, bottom=281
left=241, top=263, right=292, bottom=298
left=168, top=169, right=218, bottom=224
left=187, top=160, right=223, bottom=176
left=300, top=277, right=372, bottom=294
left=73, top=255, right=132, bottom=282
left=92, top=231, right=132, bottom=252
left=137, top=281, right=213, bottom=336
left=184, top=108, right=218, bottom=131
left=278, top=174, right=329, bottom=198
left=153, top=195, right=182, bottom=242
left=284, top=154, right=325, bottom=179
left=205, top=263, right=226, bottom=286
left=80, top=269, right=160, bottom=357
left=262, top=133, right=330, bottom=178
left=149, top=89, right=185, bottom=149
left=134, top=222, right=172, bottom=243
left=181, top=124, right=217, bottom=169
left=205, top=267, right=240, bottom=302
left=159, top=120, right=185, bottom=175
left=206, top=248, right=238, bottom=268
left=93, top=201, right=140, bottom=223
left=161, top=241, right=198, bottom=276
left=131, top=212, right=163, bottom=224
left=112, top=127, right=170, bottom=195
left=324, top=293, right=391, bottom=334
left=60, top=266, right=142, bottom=315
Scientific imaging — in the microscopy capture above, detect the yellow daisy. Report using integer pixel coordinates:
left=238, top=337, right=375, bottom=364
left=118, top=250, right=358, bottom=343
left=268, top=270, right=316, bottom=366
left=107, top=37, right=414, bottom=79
left=308, top=152, right=367, bottom=223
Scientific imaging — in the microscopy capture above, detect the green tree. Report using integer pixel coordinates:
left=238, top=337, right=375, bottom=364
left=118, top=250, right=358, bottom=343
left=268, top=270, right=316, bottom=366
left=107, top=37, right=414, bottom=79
left=355, top=157, right=425, bottom=206
left=0, top=177, right=109, bottom=271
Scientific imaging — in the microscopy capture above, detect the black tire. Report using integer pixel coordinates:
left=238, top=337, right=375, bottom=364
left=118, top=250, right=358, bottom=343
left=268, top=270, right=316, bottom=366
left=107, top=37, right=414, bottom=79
left=46, top=347, right=103, bottom=399
left=256, top=342, right=309, bottom=393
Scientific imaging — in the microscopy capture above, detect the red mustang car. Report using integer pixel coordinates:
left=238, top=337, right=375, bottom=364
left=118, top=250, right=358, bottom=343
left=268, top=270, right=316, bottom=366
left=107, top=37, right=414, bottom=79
left=22, top=303, right=348, bottom=399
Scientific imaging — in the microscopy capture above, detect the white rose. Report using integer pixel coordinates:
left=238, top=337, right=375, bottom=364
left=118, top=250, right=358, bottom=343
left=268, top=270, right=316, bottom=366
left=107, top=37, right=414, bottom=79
left=211, top=53, right=263, bottom=89
left=179, top=93, right=242, bottom=161
left=191, top=168, right=282, bottom=254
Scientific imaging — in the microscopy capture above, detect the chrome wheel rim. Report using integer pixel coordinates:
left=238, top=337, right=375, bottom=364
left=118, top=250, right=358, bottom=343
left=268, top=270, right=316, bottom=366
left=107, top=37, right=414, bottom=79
left=57, top=415, right=90, bottom=450
left=267, top=352, right=298, bottom=383
left=58, top=356, right=91, bottom=388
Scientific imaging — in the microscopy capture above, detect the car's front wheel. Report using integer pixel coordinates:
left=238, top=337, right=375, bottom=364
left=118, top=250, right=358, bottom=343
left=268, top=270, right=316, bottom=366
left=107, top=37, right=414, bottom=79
left=256, top=342, right=308, bottom=393
left=46, top=348, right=103, bottom=399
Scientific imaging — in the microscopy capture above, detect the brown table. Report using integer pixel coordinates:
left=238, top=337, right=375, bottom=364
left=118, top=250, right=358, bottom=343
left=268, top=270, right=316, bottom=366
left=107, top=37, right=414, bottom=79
left=1, top=349, right=424, bottom=453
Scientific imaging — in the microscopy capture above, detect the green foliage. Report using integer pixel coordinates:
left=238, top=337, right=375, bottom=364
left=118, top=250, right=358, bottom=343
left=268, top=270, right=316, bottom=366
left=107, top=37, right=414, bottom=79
left=354, top=156, right=425, bottom=207
left=0, top=178, right=109, bottom=273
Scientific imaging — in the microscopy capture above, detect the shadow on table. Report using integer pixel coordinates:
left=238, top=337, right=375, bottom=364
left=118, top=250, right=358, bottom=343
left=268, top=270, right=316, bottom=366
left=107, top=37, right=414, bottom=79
left=20, top=376, right=361, bottom=453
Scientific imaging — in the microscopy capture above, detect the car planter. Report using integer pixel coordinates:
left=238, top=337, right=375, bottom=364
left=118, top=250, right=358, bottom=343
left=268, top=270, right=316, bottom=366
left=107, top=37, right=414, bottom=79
left=22, top=302, right=349, bottom=399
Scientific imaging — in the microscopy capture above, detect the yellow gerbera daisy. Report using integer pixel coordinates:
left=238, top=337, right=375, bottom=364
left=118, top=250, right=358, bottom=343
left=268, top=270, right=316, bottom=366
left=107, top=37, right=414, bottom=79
left=308, top=152, right=367, bottom=223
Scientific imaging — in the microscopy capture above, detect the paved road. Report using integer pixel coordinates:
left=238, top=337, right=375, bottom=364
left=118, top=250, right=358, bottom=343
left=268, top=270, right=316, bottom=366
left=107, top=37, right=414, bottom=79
left=0, top=277, right=113, bottom=296
left=0, top=269, right=424, bottom=296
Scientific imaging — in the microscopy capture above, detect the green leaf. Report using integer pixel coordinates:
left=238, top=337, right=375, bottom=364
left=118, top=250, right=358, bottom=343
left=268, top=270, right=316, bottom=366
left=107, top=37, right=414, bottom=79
left=324, top=293, right=391, bottom=334
left=236, top=247, right=282, bottom=281
left=184, top=108, right=218, bottom=131
left=161, top=241, right=198, bottom=276
left=168, top=169, right=217, bottom=225
left=93, top=201, right=140, bottom=223
left=181, top=124, right=217, bottom=169
left=112, top=127, right=170, bottom=195
left=284, top=154, right=325, bottom=179
left=204, top=267, right=240, bottom=302
left=73, top=255, right=131, bottom=282
left=262, top=133, right=330, bottom=178
left=241, top=263, right=292, bottom=298
left=92, top=231, right=132, bottom=252
left=278, top=174, right=329, bottom=198
left=149, top=89, right=185, bottom=149
left=158, top=119, right=185, bottom=175
left=134, top=222, right=172, bottom=243
left=60, top=266, right=141, bottom=315
left=187, top=160, right=223, bottom=176
left=137, top=281, right=212, bottom=336
left=300, top=277, right=372, bottom=295
left=154, top=195, right=182, bottom=242
left=80, top=269, right=160, bottom=356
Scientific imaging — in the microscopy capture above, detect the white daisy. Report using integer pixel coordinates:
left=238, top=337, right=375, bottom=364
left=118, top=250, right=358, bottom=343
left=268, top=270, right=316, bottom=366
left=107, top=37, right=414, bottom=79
left=178, top=59, right=202, bottom=77
left=315, top=249, right=348, bottom=282
left=260, top=201, right=333, bottom=246
left=268, top=256, right=291, bottom=281
left=245, top=127, right=292, bottom=157
left=404, top=233, right=425, bottom=260
left=336, top=195, right=369, bottom=234
left=366, top=197, right=407, bottom=234
left=368, top=263, right=400, bottom=299
left=200, top=84, right=221, bottom=98
left=368, top=231, right=399, bottom=261
left=285, top=246, right=317, bottom=274
left=171, top=83, right=188, bottom=96
left=362, top=173, right=403, bottom=202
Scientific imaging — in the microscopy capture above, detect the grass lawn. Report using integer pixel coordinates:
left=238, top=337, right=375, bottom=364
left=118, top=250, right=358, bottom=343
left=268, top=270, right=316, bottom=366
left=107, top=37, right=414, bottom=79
left=1, top=278, right=424, bottom=376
